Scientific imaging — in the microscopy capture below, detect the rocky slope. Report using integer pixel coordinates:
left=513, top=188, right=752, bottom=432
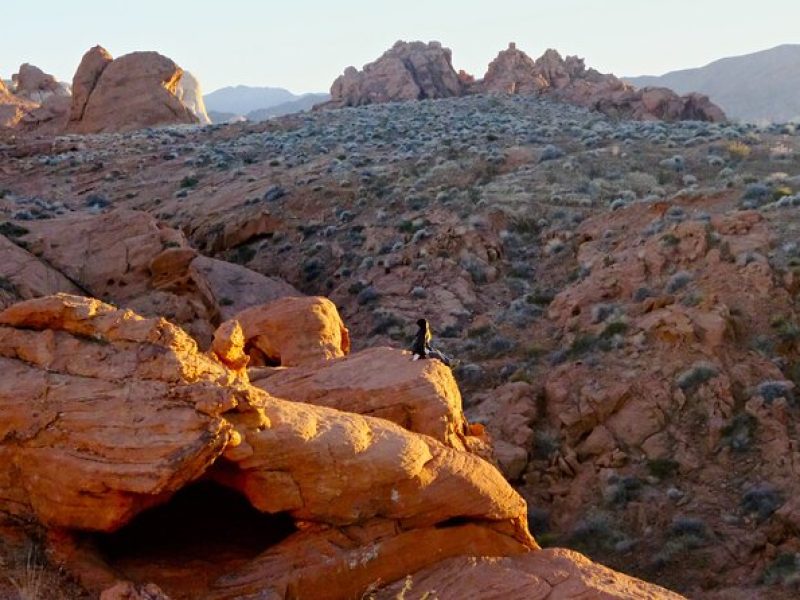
left=324, top=40, right=725, bottom=122
left=2, top=89, right=800, bottom=597
left=626, top=44, right=800, bottom=124
left=0, top=292, right=679, bottom=599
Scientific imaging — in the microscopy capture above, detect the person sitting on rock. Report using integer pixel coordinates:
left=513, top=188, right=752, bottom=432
left=411, top=318, right=457, bottom=367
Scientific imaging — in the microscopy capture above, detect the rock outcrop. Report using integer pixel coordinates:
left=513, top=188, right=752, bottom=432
left=0, top=293, right=682, bottom=599
left=221, top=296, right=349, bottom=367
left=176, top=70, right=211, bottom=125
left=321, top=40, right=724, bottom=122
left=66, top=47, right=199, bottom=134
left=376, top=549, right=686, bottom=599
left=12, top=209, right=300, bottom=345
left=12, top=63, right=70, bottom=103
left=480, top=43, right=726, bottom=122
left=0, top=64, right=69, bottom=131
left=326, top=40, right=464, bottom=108
left=252, top=346, right=470, bottom=449
left=68, top=45, right=114, bottom=124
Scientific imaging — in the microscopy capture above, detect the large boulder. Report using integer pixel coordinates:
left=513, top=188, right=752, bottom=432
left=221, top=296, right=350, bottom=367
left=176, top=70, right=211, bottom=125
left=66, top=47, right=199, bottom=133
left=252, top=346, right=469, bottom=448
left=326, top=40, right=464, bottom=108
left=68, top=45, right=114, bottom=124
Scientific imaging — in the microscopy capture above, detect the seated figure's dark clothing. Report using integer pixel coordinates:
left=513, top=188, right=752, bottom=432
left=411, top=329, right=429, bottom=357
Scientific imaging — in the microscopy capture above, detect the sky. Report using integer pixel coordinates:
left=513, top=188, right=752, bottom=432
left=1, top=0, right=798, bottom=94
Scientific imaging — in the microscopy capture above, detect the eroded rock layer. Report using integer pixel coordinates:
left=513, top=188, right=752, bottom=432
left=0, top=293, right=680, bottom=599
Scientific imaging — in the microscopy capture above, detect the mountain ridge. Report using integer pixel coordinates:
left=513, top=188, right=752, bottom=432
left=625, top=44, right=800, bottom=123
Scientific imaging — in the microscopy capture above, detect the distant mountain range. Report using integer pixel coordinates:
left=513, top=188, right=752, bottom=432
left=625, top=44, right=800, bottom=124
left=203, top=85, right=329, bottom=123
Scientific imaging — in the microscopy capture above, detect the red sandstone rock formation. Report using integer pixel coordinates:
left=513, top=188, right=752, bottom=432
left=221, top=295, right=350, bottom=367
left=12, top=63, right=69, bottom=103
left=66, top=46, right=199, bottom=133
left=68, top=45, right=114, bottom=124
left=0, top=293, right=681, bottom=599
left=326, top=40, right=465, bottom=108
left=12, top=209, right=300, bottom=345
left=481, top=43, right=726, bottom=122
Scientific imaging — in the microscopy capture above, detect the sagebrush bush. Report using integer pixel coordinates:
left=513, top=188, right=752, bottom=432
left=676, top=362, right=718, bottom=392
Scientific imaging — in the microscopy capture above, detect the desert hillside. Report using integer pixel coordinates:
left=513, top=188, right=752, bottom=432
left=2, top=39, right=800, bottom=600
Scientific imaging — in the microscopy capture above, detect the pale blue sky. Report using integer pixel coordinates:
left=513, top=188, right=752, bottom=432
left=1, top=0, right=798, bottom=94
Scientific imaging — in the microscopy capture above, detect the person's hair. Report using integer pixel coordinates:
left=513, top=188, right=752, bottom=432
left=417, top=318, right=427, bottom=328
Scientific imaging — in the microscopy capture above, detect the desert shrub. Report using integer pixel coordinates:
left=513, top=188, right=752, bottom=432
left=590, top=303, right=615, bottom=324
left=601, top=321, right=628, bottom=338
left=370, top=310, right=405, bottom=337
left=231, top=245, right=256, bottom=264
left=302, top=258, right=324, bottom=282
left=755, top=380, right=794, bottom=404
left=660, top=233, right=680, bottom=247
left=762, top=553, right=800, bottom=586
left=676, top=362, right=718, bottom=392
left=647, top=458, right=679, bottom=479
left=356, top=285, right=379, bottom=305
left=540, top=145, right=565, bottom=162
left=533, top=429, right=560, bottom=460
left=604, top=476, right=642, bottom=507
left=8, top=545, right=48, bottom=600
left=665, top=271, right=692, bottom=293
left=509, top=215, right=539, bottom=235
left=773, top=186, right=794, bottom=202
left=0, top=222, right=29, bottom=238
left=526, top=290, right=555, bottom=306
left=741, top=183, right=771, bottom=207
left=180, top=175, right=199, bottom=188
left=652, top=517, right=708, bottom=567
left=727, top=141, right=751, bottom=161
left=567, top=513, right=625, bottom=556
left=669, top=516, right=707, bottom=538
left=721, top=412, right=757, bottom=452
left=771, top=317, right=800, bottom=344
left=741, top=484, right=783, bottom=522
left=568, top=333, right=597, bottom=358
left=0, top=276, right=17, bottom=294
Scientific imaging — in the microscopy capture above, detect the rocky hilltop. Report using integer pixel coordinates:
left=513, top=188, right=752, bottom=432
left=325, top=40, right=466, bottom=108
left=325, top=40, right=726, bottom=123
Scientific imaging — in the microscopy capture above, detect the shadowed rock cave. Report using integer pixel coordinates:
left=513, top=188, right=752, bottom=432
left=91, top=480, right=297, bottom=597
